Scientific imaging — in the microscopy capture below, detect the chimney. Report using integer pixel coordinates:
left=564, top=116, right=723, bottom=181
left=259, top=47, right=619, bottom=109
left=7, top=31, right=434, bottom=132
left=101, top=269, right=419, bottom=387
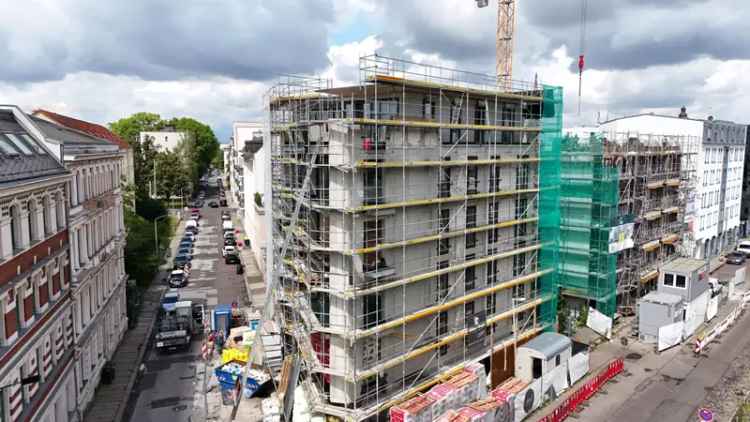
left=678, top=106, right=688, bottom=119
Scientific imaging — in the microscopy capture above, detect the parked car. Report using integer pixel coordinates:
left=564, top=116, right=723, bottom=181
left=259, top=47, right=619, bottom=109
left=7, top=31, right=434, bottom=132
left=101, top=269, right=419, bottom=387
left=176, top=251, right=192, bottom=261
left=223, top=231, right=235, bottom=240
left=737, top=240, right=750, bottom=257
left=208, top=201, right=219, bottom=208
left=173, top=255, right=191, bottom=270
left=183, top=232, right=196, bottom=242
left=219, top=199, right=227, bottom=207
left=179, top=240, right=193, bottom=250
left=178, top=247, right=193, bottom=256
left=168, top=270, right=188, bottom=288
left=221, top=214, right=231, bottom=221
left=224, top=238, right=236, bottom=247
left=726, top=251, right=746, bottom=265
left=225, top=253, right=240, bottom=265
left=222, top=245, right=236, bottom=257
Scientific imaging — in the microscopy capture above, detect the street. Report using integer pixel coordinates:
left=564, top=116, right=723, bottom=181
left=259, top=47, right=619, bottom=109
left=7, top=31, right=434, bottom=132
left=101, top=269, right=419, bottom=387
left=125, top=178, right=250, bottom=422
left=570, top=259, right=750, bottom=422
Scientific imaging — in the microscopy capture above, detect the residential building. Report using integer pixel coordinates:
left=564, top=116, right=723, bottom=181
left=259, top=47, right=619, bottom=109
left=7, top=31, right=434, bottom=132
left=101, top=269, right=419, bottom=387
left=265, top=56, right=561, bottom=421
left=0, top=106, right=77, bottom=422
left=230, top=122, right=266, bottom=268
left=139, top=130, right=187, bottom=153
left=555, top=130, right=697, bottom=318
left=740, top=126, right=750, bottom=237
left=221, top=143, right=231, bottom=177
left=32, top=110, right=135, bottom=186
left=31, top=116, right=128, bottom=415
left=600, top=110, right=747, bottom=260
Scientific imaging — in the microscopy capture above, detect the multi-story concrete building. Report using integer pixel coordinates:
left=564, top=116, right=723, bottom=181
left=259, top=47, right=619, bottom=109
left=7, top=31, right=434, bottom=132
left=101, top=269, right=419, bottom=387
left=31, top=116, right=128, bottom=415
left=740, top=126, right=750, bottom=237
left=265, top=56, right=561, bottom=421
left=0, top=106, right=77, bottom=422
left=600, top=110, right=746, bottom=260
left=555, top=129, right=698, bottom=318
left=228, top=122, right=266, bottom=268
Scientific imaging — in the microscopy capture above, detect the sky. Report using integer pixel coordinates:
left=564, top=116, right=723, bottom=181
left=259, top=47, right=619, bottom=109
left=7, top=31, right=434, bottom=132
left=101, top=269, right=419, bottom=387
left=1, top=0, right=749, bottom=142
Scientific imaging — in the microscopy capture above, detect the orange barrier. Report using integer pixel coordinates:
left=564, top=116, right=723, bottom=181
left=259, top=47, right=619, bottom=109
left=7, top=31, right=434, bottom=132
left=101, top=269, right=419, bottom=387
left=537, top=358, right=624, bottom=422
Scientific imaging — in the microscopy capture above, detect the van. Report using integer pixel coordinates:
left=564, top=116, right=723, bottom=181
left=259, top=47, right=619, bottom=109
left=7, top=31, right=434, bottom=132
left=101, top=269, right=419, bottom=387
left=737, top=240, right=750, bottom=256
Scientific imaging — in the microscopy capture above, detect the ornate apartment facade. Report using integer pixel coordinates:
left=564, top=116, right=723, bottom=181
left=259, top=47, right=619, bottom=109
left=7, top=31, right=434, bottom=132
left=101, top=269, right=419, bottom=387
left=31, top=115, right=128, bottom=415
left=0, top=106, right=77, bottom=422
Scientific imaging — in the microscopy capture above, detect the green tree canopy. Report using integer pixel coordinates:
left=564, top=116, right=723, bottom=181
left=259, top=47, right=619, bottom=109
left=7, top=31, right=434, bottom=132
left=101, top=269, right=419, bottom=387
left=109, top=113, right=221, bottom=201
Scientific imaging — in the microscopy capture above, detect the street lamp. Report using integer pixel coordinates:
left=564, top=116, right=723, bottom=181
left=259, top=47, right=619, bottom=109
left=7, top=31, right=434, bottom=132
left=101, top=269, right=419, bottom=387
left=154, top=214, right=169, bottom=255
left=0, top=374, right=40, bottom=392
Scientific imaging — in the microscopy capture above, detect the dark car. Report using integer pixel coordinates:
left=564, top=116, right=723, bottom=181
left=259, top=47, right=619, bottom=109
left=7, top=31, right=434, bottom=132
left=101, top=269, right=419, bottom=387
left=726, top=251, right=746, bottom=265
left=219, top=199, right=227, bottom=207
left=208, top=201, right=219, bottom=208
left=173, top=255, right=191, bottom=270
left=225, top=252, right=240, bottom=264
left=176, top=251, right=192, bottom=261
left=178, top=247, right=193, bottom=256
left=168, top=272, right=187, bottom=288
left=224, top=238, right=236, bottom=247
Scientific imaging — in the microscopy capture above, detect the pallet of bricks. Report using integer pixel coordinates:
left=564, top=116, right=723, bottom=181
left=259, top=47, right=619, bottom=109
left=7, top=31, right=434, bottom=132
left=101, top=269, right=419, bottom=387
left=389, top=363, right=486, bottom=422
left=390, top=362, right=544, bottom=422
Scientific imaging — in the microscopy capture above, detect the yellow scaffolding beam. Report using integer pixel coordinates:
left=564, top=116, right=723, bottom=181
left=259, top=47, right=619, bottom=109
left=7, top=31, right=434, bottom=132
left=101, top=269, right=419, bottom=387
left=355, top=157, right=539, bottom=169
left=350, top=117, right=539, bottom=132
left=351, top=187, right=539, bottom=213
left=354, top=269, right=548, bottom=339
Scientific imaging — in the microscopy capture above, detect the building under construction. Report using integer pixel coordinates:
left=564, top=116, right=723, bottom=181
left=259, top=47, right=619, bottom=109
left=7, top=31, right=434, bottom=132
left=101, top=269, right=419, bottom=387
left=265, top=55, right=562, bottom=421
left=556, top=131, right=698, bottom=318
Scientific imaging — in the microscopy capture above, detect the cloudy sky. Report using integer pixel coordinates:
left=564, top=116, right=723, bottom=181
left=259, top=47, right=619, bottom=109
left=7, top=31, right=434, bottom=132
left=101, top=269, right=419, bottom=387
left=1, top=0, right=748, bottom=142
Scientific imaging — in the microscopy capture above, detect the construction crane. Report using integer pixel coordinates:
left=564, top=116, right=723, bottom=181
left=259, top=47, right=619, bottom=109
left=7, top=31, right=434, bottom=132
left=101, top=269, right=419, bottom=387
left=476, top=0, right=517, bottom=90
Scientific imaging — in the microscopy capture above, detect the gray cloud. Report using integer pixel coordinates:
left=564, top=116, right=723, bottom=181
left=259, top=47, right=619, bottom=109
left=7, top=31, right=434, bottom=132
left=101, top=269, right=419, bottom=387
left=377, top=0, right=750, bottom=74
left=0, top=0, right=335, bottom=83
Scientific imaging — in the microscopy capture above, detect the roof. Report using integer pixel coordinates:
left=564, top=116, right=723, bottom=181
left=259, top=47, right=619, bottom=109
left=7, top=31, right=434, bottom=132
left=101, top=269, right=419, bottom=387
left=31, top=116, right=117, bottom=150
left=32, top=109, right=130, bottom=150
left=661, top=257, right=706, bottom=274
left=519, top=332, right=571, bottom=358
left=641, top=291, right=683, bottom=305
left=0, top=108, right=68, bottom=187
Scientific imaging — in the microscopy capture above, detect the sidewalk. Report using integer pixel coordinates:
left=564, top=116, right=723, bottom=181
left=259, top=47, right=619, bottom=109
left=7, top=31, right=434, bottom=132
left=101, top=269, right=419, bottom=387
left=83, top=221, right=183, bottom=422
left=533, top=262, right=748, bottom=422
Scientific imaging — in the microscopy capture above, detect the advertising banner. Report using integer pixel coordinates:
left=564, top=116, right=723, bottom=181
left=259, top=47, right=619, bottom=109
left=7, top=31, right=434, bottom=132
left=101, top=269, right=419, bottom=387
left=608, top=223, right=635, bottom=253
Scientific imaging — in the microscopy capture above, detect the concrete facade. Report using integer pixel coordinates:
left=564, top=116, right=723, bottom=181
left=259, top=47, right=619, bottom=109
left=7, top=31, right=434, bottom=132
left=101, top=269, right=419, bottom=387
left=267, top=57, right=555, bottom=421
left=600, top=112, right=747, bottom=260
left=0, top=105, right=78, bottom=422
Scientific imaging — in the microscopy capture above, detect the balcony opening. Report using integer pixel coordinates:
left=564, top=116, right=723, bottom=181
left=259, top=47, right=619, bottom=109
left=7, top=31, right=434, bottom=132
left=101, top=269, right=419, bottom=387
left=467, top=156, right=479, bottom=194
left=439, top=159, right=452, bottom=198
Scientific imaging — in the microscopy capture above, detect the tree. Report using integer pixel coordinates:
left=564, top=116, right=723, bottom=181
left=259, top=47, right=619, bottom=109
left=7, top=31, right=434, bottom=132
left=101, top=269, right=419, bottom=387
left=109, top=112, right=162, bottom=145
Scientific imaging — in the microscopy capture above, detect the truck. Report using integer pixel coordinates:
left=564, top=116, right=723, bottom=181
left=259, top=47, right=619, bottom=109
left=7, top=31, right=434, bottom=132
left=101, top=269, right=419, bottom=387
left=155, top=300, right=201, bottom=352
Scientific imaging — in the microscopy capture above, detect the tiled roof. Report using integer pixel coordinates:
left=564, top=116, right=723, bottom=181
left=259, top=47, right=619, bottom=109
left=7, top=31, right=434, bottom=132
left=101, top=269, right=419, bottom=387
left=31, top=116, right=116, bottom=148
left=32, top=109, right=130, bottom=150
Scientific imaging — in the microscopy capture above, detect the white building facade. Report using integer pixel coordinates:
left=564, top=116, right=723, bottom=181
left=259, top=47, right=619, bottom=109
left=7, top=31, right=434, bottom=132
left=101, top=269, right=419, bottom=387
left=601, top=112, right=747, bottom=259
left=32, top=117, right=129, bottom=415
left=139, top=131, right=187, bottom=152
left=231, top=122, right=266, bottom=268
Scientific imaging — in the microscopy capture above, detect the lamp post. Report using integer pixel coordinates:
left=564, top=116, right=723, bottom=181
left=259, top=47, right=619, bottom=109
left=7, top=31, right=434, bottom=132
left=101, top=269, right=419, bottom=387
left=0, top=374, right=40, bottom=392
left=154, top=214, right=169, bottom=255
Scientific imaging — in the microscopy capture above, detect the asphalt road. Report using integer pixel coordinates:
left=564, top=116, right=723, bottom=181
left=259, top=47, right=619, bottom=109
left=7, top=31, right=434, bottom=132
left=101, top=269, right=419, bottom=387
left=585, top=259, right=750, bottom=422
left=126, top=178, right=249, bottom=422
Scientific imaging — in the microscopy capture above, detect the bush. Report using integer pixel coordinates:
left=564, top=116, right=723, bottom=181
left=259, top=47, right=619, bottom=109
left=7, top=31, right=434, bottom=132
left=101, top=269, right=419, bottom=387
left=254, top=192, right=264, bottom=208
left=124, top=210, right=176, bottom=288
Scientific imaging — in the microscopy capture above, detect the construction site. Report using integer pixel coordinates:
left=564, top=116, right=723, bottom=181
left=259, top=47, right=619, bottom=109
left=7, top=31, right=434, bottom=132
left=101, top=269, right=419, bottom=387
left=265, top=55, right=563, bottom=420
left=556, top=132, right=699, bottom=319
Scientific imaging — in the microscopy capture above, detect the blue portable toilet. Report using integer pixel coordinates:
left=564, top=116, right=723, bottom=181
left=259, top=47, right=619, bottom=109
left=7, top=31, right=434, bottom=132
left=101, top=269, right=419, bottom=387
left=212, top=304, right=232, bottom=336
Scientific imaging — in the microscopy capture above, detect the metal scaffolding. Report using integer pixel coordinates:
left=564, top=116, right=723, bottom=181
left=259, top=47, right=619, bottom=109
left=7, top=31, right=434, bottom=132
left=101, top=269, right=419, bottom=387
left=262, top=55, right=563, bottom=421
left=556, top=131, right=698, bottom=317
